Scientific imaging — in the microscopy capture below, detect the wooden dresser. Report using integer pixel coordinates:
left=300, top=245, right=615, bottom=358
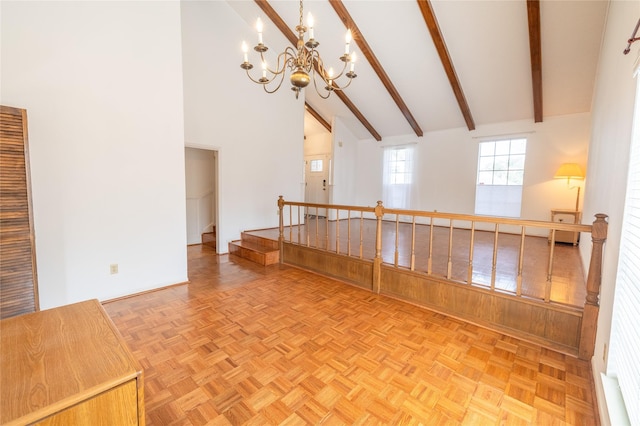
left=0, top=299, right=144, bottom=425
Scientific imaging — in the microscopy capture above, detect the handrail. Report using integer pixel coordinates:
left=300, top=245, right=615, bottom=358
left=276, top=196, right=608, bottom=359
left=281, top=200, right=592, bottom=233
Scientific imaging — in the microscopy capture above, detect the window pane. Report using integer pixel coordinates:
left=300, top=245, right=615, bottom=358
left=478, top=171, right=493, bottom=185
left=480, top=142, right=495, bottom=156
left=494, top=170, right=508, bottom=185
left=509, top=154, right=525, bottom=170
left=310, top=159, right=322, bottom=172
left=508, top=170, right=524, bottom=185
left=495, top=140, right=510, bottom=155
left=494, top=155, right=509, bottom=170
left=479, top=157, right=494, bottom=171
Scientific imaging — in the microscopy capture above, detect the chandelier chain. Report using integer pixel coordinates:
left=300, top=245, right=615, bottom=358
left=299, top=0, right=304, bottom=29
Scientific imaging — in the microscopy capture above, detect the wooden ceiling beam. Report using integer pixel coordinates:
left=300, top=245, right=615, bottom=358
left=527, top=0, right=543, bottom=123
left=253, top=0, right=382, bottom=141
left=329, top=0, right=423, bottom=137
left=417, top=0, right=475, bottom=131
left=305, top=102, right=331, bottom=133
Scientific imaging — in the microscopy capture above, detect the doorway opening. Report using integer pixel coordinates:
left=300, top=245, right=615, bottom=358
left=185, top=147, right=218, bottom=252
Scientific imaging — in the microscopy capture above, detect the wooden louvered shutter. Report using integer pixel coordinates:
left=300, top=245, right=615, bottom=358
left=0, top=105, right=39, bottom=319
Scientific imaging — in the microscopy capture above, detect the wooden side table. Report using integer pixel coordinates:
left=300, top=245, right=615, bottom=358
left=0, top=299, right=144, bottom=425
left=550, top=209, right=582, bottom=245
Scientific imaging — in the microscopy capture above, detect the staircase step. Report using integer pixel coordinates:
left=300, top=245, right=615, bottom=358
left=202, top=231, right=216, bottom=248
left=240, top=232, right=279, bottom=250
left=229, top=239, right=279, bottom=266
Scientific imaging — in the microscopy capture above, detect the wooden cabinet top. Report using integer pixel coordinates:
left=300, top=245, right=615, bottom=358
left=0, top=299, right=143, bottom=425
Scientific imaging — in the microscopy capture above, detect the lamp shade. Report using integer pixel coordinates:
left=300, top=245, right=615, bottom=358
left=554, top=163, right=585, bottom=180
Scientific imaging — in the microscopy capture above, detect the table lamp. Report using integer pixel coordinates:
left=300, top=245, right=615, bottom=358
left=554, top=163, right=585, bottom=211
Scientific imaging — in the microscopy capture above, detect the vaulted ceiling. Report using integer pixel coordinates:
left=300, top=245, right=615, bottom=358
left=228, top=0, right=608, bottom=141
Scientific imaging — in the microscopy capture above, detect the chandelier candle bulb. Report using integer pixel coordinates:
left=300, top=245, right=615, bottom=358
left=256, top=18, right=264, bottom=44
left=307, top=12, right=314, bottom=39
left=262, top=61, right=267, bottom=78
left=242, top=41, right=249, bottom=63
left=350, top=52, right=356, bottom=72
left=345, top=29, right=352, bottom=54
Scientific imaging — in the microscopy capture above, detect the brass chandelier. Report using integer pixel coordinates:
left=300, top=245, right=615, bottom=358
left=240, top=0, right=357, bottom=99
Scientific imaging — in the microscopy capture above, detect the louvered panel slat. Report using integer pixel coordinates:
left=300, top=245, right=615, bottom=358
left=0, top=105, right=38, bottom=319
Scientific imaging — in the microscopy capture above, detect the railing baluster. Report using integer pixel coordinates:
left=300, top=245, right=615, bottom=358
left=297, top=206, right=301, bottom=244
left=546, top=229, right=556, bottom=303
left=517, top=226, right=526, bottom=296
left=410, top=216, right=416, bottom=271
left=491, top=223, right=499, bottom=291
left=278, top=196, right=284, bottom=264
left=373, top=201, right=384, bottom=293
left=467, top=221, right=475, bottom=285
left=325, top=212, right=329, bottom=250
left=394, top=214, right=400, bottom=267
left=347, top=210, right=352, bottom=257
left=289, top=205, right=293, bottom=242
left=306, top=206, right=310, bottom=247
left=447, top=219, right=454, bottom=279
left=359, top=211, right=364, bottom=259
left=336, top=209, right=340, bottom=254
left=315, top=207, right=319, bottom=249
left=428, top=218, right=434, bottom=275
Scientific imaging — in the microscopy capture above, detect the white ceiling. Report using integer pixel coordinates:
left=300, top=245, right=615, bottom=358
left=229, top=0, right=608, bottom=140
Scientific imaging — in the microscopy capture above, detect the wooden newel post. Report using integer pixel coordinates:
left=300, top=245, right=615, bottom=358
left=579, top=213, right=608, bottom=360
left=278, top=196, right=285, bottom=264
left=372, top=201, right=384, bottom=294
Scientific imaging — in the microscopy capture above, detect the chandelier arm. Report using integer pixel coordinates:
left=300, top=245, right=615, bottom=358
left=309, top=67, right=332, bottom=99
left=329, top=76, right=353, bottom=91
left=258, top=50, right=293, bottom=77
left=325, top=61, right=349, bottom=81
left=310, top=54, right=345, bottom=88
left=244, top=70, right=270, bottom=85
left=262, top=67, right=288, bottom=94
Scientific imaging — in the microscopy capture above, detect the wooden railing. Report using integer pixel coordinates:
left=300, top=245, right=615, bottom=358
left=277, top=196, right=608, bottom=359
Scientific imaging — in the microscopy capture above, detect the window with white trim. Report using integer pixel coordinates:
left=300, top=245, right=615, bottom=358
left=475, top=138, right=527, bottom=217
left=382, top=145, right=415, bottom=209
left=607, top=64, right=640, bottom=425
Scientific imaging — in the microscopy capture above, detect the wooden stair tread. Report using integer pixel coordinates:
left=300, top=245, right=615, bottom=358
left=229, top=239, right=278, bottom=253
left=229, top=234, right=280, bottom=266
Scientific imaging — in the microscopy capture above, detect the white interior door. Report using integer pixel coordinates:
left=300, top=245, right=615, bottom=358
left=304, top=154, right=330, bottom=217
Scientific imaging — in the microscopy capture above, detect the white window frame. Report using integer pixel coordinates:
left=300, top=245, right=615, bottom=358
left=605, top=64, right=640, bottom=426
left=475, top=138, right=527, bottom=217
left=382, top=145, right=416, bottom=209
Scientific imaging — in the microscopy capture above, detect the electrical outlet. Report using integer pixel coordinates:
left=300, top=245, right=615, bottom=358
left=110, top=264, right=118, bottom=275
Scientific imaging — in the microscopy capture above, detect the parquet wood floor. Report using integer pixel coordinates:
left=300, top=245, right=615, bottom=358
left=103, top=245, right=598, bottom=425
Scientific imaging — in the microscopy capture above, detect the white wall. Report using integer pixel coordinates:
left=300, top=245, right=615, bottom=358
left=181, top=1, right=303, bottom=251
left=0, top=1, right=187, bottom=308
left=304, top=133, right=331, bottom=157
left=355, top=113, right=590, bottom=227
left=580, top=1, right=639, bottom=424
left=331, top=117, right=359, bottom=206
left=185, top=148, right=216, bottom=245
